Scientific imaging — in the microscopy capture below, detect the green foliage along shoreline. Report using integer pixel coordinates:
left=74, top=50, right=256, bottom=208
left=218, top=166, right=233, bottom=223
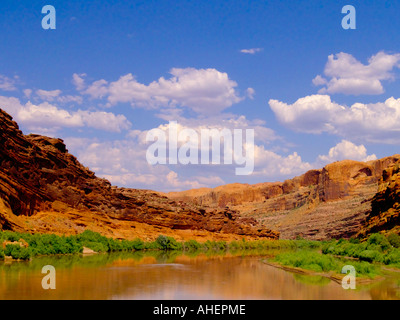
left=0, top=229, right=319, bottom=261
left=271, top=233, right=400, bottom=278
left=272, top=250, right=381, bottom=278
left=321, top=233, right=400, bottom=268
left=2, top=227, right=400, bottom=280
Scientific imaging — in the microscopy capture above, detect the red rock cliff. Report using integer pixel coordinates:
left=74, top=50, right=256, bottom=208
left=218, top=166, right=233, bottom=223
left=168, top=155, right=400, bottom=240
left=357, top=159, right=400, bottom=237
left=0, top=108, right=279, bottom=240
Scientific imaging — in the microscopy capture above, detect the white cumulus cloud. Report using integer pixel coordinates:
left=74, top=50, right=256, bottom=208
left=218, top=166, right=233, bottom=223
left=313, top=51, right=400, bottom=95
left=269, top=95, right=400, bottom=144
left=84, top=68, right=245, bottom=115
left=316, top=140, right=377, bottom=167
left=65, top=136, right=224, bottom=191
left=0, top=96, right=131, bottom=134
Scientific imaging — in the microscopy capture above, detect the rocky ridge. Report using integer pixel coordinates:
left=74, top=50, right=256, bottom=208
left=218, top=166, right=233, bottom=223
left=168, top=155, right=400, bottom=240
left=0, top=108, right=279, bottom=241
left=357, top=159, right=400, bottom=237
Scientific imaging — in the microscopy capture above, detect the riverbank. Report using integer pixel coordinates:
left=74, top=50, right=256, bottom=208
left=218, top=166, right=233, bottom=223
left=1, top=252, right=387, bottom=300
left=2, top=229, right=400, bottom=282
left=261, top=259, right=383, bottom=285
left=0, top=229, right=319, bottom=261
left=264, top=233, right=400, bottom=281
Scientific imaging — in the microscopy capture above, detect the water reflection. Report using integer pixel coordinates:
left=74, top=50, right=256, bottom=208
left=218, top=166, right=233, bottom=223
left=0, top=250, right=399, bottom=300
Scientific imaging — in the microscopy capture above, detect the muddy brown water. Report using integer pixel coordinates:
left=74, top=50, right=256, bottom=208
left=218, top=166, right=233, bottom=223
left=1, top=250, right=399, bottom=300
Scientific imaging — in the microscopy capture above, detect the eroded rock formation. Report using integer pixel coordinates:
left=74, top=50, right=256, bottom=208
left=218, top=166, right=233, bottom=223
left=3, top=107, right=399, bottom=241
left=168, top=155, right=400, bottom=240
left=0, top=109, right=279, bottom=240
left=357, top=159, right=400, bottom=237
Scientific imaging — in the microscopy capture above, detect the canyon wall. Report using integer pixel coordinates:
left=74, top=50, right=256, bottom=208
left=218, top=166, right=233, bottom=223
left=168, top=155, right=400, bottom=239
left=357, top=159, right=400, bottom=237
left=2, top=106, right=399, bottom=241
left=0, top=108, right=279, bottom=241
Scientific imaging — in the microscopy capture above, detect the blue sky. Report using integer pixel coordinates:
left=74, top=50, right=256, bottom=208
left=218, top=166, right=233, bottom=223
left=0, top=0, right=399, bottom=191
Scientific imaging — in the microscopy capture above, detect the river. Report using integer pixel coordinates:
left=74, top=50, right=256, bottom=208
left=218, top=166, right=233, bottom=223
left=1, top=250, right=400, bottom=300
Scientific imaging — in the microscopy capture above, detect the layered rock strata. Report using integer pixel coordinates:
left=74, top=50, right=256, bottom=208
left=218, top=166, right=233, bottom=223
left=168, top=156, right=400, bottom=239
left=357, top=159, right=400, bottom=237
left=0, top=109, right=279, bottom=240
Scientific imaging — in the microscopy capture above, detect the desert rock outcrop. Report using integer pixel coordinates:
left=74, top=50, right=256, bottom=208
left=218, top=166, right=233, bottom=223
left=357, top=159, right=400, bottom=237
left=0, top=108, right=279, bottom=240
left=168, top=155, right=400, bottom=240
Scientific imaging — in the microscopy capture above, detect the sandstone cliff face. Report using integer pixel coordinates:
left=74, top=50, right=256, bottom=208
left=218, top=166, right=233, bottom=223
left=357, top=160, right=400, bottom=237
left=0, top=109, right=279, bottom=240
left=168, top=157, right=399, bottom=209
left=168, top=156, right=400, bottom=240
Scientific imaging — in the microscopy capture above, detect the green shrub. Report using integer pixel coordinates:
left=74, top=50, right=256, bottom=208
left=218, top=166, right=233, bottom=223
left=4, top=244, right=31, bottom=260
left=145, top=240, right=161, bottom=250
left=274, top=251, right=339, bottom=272
left=215, top=241, right=227, bottom=251
left=83, top=241, right=108, bottom=253
left=107, top=238, right=145, bottom=251
left=4, top=244, right=17, bottom=256
left=321, top=241, right=365, bottom=257
left=78, top=230, right=108, bottom=243
left=274, top=250, right=380, bottom=278
left=295, top=239, right=321, bottom=249
left=321, top=234, right=393, bottom=264
left=348, top=261, right=380, bottom=278
left=367, top=233, right=391, bottom=251
left=183, top=239, right=202, bottom=251
left=106, top=238, right=123, bottom=252
left=382, top=249, right=400, bottom=265
left=387, top=233, right=400, bottom=248
left=321, top=243, right=335, bottom=255
left=66, top=236, right=83, bottom=253
left=78, top=230, right=109, bottom=252
left=348, top=238, right=360, bottom=244
left=130, top=239, right=145, bottom=250
left=3, top=231, right=19, bottom=242
left=155, top=235, right=182, bottom=251
left=346, top=244, right=366, bottom=258
left=203, top=240, right=228, bottom=251
left=357, top=250, right=383, bottom=263
left=227, top=240, right=241, bottom=250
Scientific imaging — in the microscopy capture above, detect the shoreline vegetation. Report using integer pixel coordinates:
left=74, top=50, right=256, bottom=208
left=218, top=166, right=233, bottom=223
left=268, top=233, right=400, bottom=280
left=261, top=260, right=381, bottom=285
left=1, top=229, right=400, bottom=281
left=0, top=229, right=318, bottom=260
